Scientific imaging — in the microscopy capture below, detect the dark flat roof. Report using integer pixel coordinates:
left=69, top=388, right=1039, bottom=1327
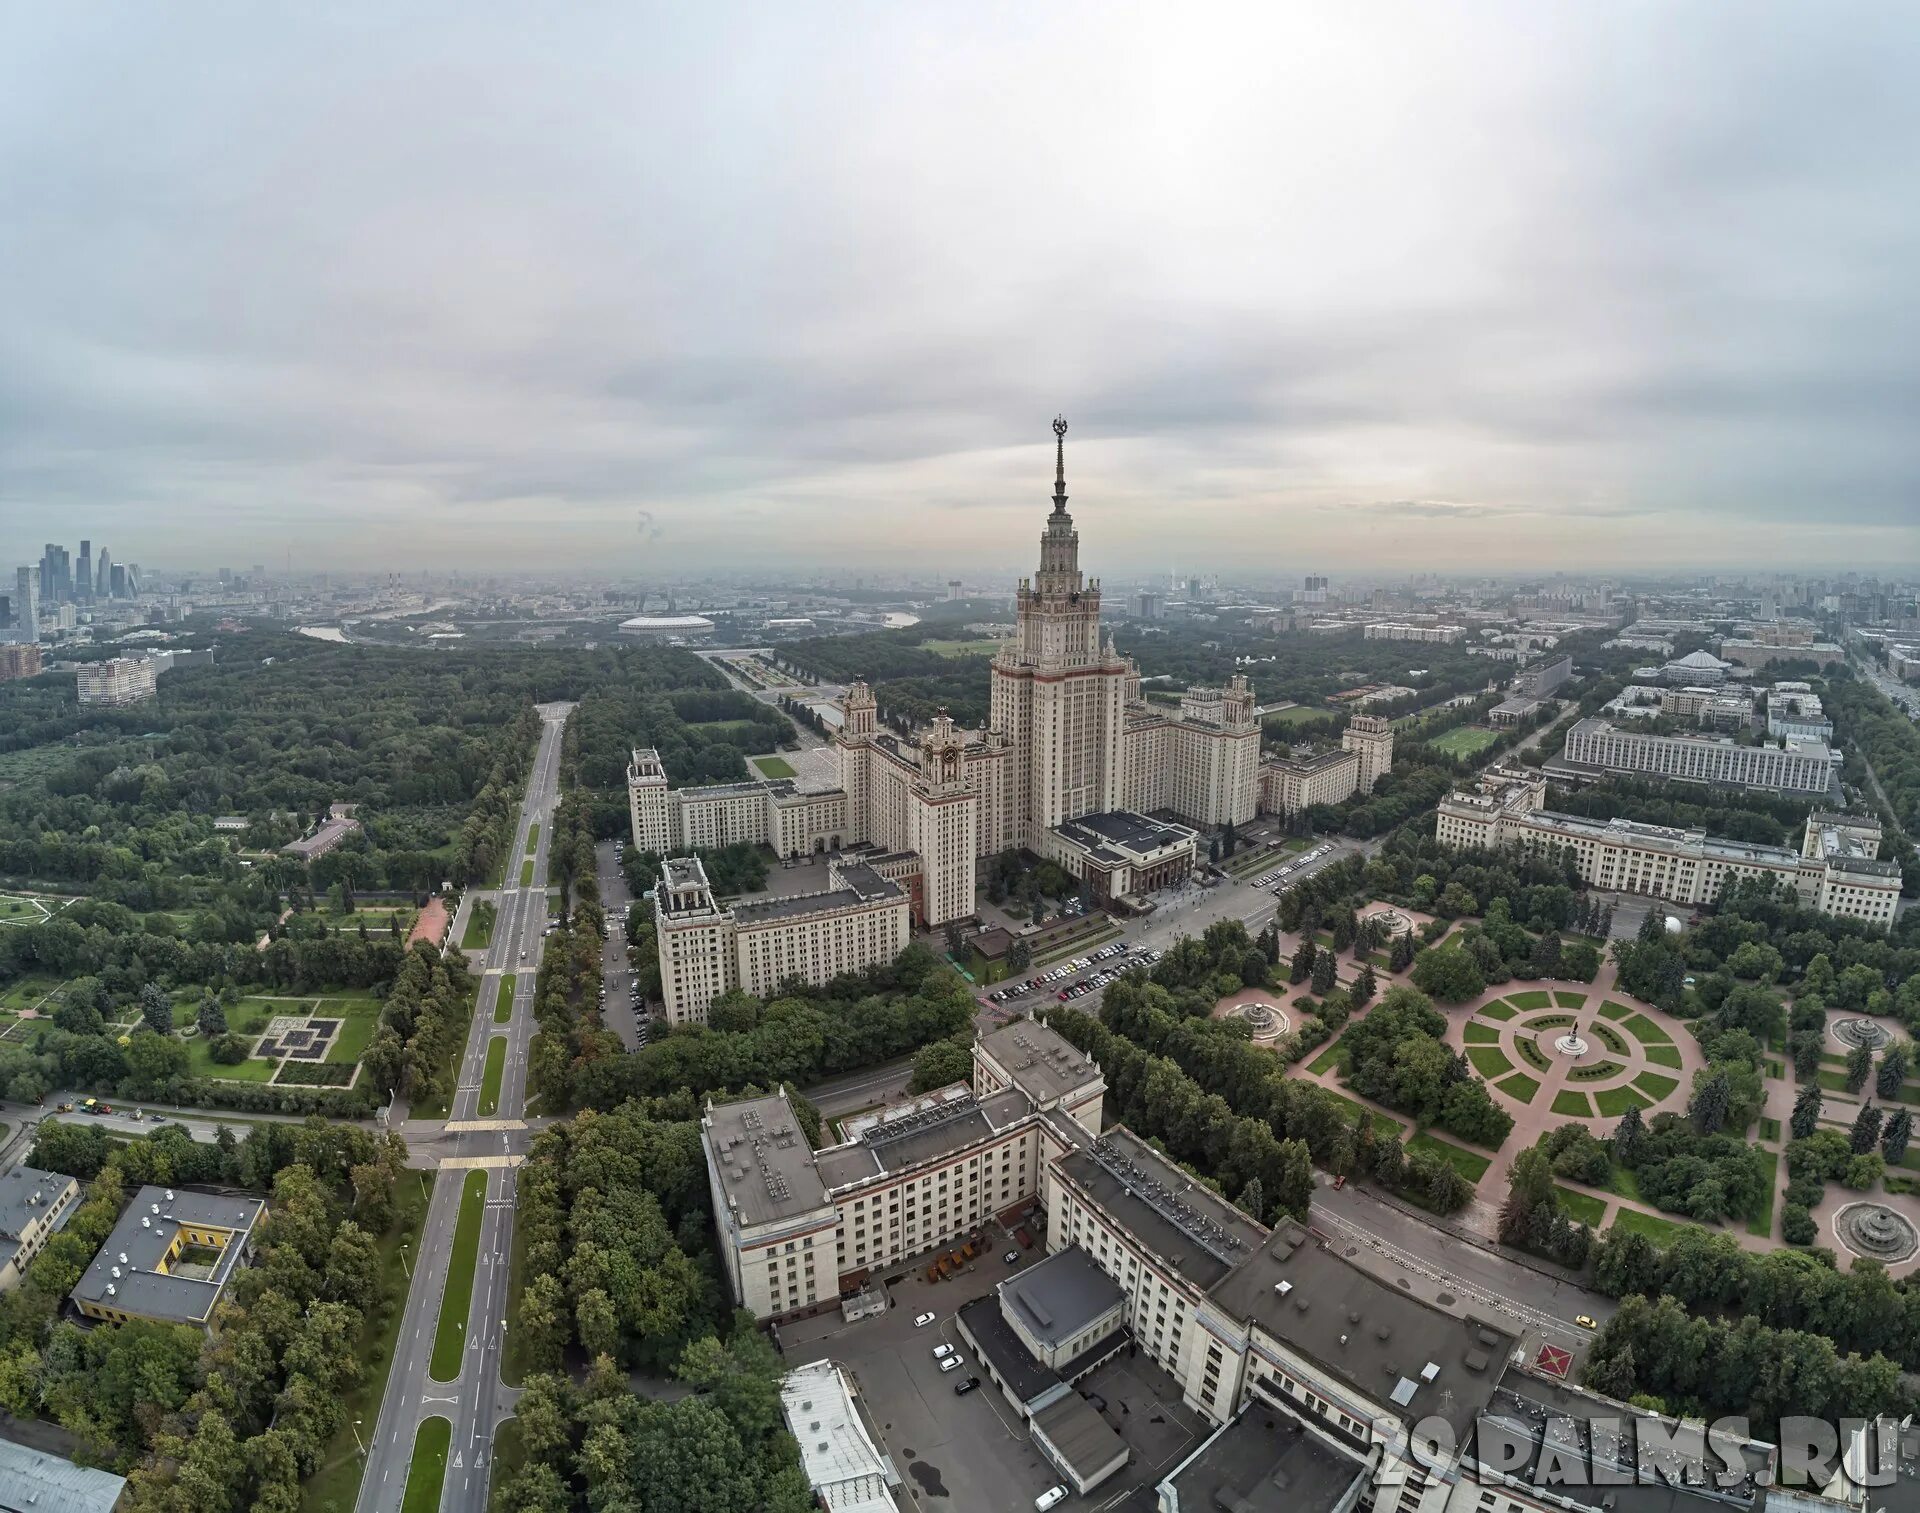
left=1055, top=1130, right=1265, bottom=1290
left=1162, top=1406, right=1369, bottom=1513
left=1000, top=1244, right=1123, bottom=1349
left=1211, top=1220, right=1514, bottom=1436
left=978, top=1019, right=1101, bottom=1105
left=732, top=868, right=903, bottom=925
left=959, top=1294, right=1058, bottom=1407
left=1031, top=1392, right=1128, bottom=1483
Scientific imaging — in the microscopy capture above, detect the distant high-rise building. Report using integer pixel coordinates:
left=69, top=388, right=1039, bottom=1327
left=947, top=579, right=963, bottom=600
left=218, top=567, right=232, bottom=584
left=95, top=549, right=113, bottom=599
left=76, top=540, right=92, bottom=604
left=12, top=567, right=37, bottom=644
left=109, top=564, right=127, bottom=598
left=125, top=564, right=140, bottom=596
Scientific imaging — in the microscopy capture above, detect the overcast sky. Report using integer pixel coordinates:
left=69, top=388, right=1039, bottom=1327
left=3, top=3, right=1917, bottom=580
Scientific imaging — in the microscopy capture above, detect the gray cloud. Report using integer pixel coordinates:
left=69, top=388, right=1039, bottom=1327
left=2, top=2, right=1917, bottom=575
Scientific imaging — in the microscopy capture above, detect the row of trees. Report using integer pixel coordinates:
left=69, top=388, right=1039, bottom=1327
left=1340, top=988, right=1514, bottom=1147
left=0, top=1118, right=412, bottom=1511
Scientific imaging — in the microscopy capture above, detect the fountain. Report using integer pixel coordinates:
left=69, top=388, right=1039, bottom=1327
left=1833, top=1018, right=1893, bottom=1051
left=1225, top=1000, right=1290, bottom=1043
left=1364, top=907, right=1414, bottom=941
left=1835, top=1201, right=1919, bottom=1262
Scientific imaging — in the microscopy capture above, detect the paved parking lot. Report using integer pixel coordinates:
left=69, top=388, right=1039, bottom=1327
left=779, top=1245, right=1206, bottom=1512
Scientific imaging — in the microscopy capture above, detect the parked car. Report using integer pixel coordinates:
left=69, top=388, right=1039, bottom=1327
left=938, top=1354, right=965, bottom=1373
left=1036, top=1487, right=1069, bottom=1511
left=955, top=1375, right=981, bottom=1396
left=1004, top=1249, right=1020, bottom=1264
left=914, top=1312, right=936, bottom=1328
left=933, top=1343, right=955, bottom=1359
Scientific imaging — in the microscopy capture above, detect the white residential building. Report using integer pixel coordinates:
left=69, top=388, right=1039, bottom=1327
left=1435, top=768, right=1898, bottom=926
left=655, top=854, right=911, bottom=1024
left=1561, top=717, right=1835, bottom=795
left=75, top=656, right=157, bottom=705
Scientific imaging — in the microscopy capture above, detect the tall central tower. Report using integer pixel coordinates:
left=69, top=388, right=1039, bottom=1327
left=990, top=417, right=1129, bottom=842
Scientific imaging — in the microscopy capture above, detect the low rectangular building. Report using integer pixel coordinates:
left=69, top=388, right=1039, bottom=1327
left=0, top=1167, right=81, bottom=1292
left=72, top=1186, right=266, bottom=1328
left=1561, top=717, right=1835, bottom=795
left=779, top=1358, right=900, bottom=1513
left=0, top=1440, right=129, bottom=1513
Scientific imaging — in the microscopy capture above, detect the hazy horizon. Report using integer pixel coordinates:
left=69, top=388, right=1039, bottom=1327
left=4, top=3, right=1918, bottom=577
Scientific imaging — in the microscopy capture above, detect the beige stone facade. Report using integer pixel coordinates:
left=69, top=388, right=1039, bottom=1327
left=1436, top=767, right=1899, bottom=926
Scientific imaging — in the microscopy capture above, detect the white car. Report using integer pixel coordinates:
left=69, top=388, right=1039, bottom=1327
left=914, top=1312, right=936, bottom=1328
left=938, top=1354, right=965, bottom=1373
left=933, top=1342, right=955, bottom=1359
left=1036, top=1487, right=1069, bottom=1511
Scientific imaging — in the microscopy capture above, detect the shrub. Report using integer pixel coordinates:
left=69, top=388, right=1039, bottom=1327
left=1781, top=1204, right=1819, bottom=1245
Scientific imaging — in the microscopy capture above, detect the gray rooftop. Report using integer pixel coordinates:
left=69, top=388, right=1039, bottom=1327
left=0, top=1440, right=128, bottom=1513
left=814, top=1085, right=1040, bottom=1195
left=978, top=1020, right=1101, bottom=1106
left=705, top=1092, right=831, bottom=1227
left=1264, top=748, right=1355, bottom=775
left=0, top=1166, right=78, bottom=1275
left=732, top=864, right=903, bottom=926
left=958, top=1294, right=1059, bottom=1407
left=71, top=1186, right=265, bottom=1325
left=1052, top=809, right=1196, bottom=864
left=1055, top=1129, right=1266, bottom=1290
left=1160, top=1405, right=1370, bottom=1513
left=1210, top=1220, right=1514, bottom=1436
left=1031, top=1391, right=1128, bottom=1484
left=1000, top=1244, right=1124, bottom=1349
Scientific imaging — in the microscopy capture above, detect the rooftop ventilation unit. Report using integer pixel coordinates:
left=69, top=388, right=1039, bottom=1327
left=1274, top=1280, right=1293, bottom=1296
left=1421, top=1362, right=1441, bottom=1382
left=165, top=1189, right=175, bottom=1201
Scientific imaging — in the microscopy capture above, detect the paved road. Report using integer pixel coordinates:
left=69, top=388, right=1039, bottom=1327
left=593, top=840, right=645, bottom=1050
left=356, top=701, right=572, bottom=1513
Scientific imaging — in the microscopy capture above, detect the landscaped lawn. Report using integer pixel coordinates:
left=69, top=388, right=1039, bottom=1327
left=183, top=1035, right=281, bottom=1082
left=1747, top=1150, right=1779, bottom=1237
left=1317, top=1089, right=1405, bottom=1138
left=401, top=1417, right=452, bottom=1513
left=1593, top=1023, right=1629, bottom=1055
left=1467, top=1046, right=1516, bottom=1079
left=1593, top=1085, right=1653, bottom=1117
left=750, top=754, right=798, bottom=779
left=1759, top=1116, right=1781, bottom=1142
left=1508, top=990, right=1553, bottom=1010
left=323, top=1002, right=381, bottom=1065
left=1553, top=991, right=1588, bottom=1009
left=1632, top=1071, right=1679, bottom=1101
left=1645, top=1045, right=1683, bottom=1069
left=0, top=975, right=66, bottom=1012
left=1408, top=1132, right=1491, bottom=1184
left=1598, top=1001, right=1632, bottom=1021
left=301, top=1173, right=433, bottom=1513
left=1567, top=1059, right=1625, bottom=1082
left=1610, top=1207, right=1692, bottom=1246
left=1516, top=1035, right=1552, bottom=1071
left=460, top=901, right=494, bottom=951
left=525, top=822, right=540, bottom=850
left=1476, top=1000, right=1518, bottom=1021
left=430, top=1171, right=489, bottom=1381
left=1552, top=1089, right=1594, bottom=1117
left=922, top=638, right=1002, bottom=658
left=1608, top=1165, right=1643, bottom=1201
left=1496, top=1072, right=1542, bottom=1103
left=1431, top=725, right=1498, bottom=758
left=1463, top=1022, right=1501, bottom=1044
left=479, top=1036, right=507, bottom=1117
left=494, top=974, right=515, bottom=1024
left=1263, top=704, right=1328, bottom=727
left=1621, top=1013, right=1673, bottom=1045
left=1308, top=1041, right=1348, bottom=1076
left=519, top=859, right=534, bottom=886
left=1556, top=1185, right=1609, bottom=1227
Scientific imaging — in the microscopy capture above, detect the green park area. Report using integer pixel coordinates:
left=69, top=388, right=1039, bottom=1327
left=494, top=974, right=516, bottom=1023
left=302, top=1173, right=433, bottom=1513
left=1467, top=1046, right=1515, bottom=1079
left=1507, top=990, right=1553, bottom=1010
left=922, top=638, right=1002, bottom=657
left=1553, top=991, right=1588, bottom=1009
left=461, top=900, right=495, bottom=951
left=430, top=1171, right=489, bottom=1381
left=1552, top=1089, right=1593, bottom=1117
left=1430, top=725, right=1498, bottom=758
left=1593, top=1085, right=1652, bottom=1117
left=750, top=754, right=798, bottom=779
left=401, top=1418, right=452, bottom=1513
left=479, top=1036, right=507, bottom=1117
left=1496, top=1072, right=1541, bottom=1103
left=1556, top=1185, right=1609, bottom=1226
left=1475, top=999, right=1517, bottom=1021
left=1408, top=1131, right=1491, bottom=1184
left=1262, top=704, right=1327, bottom=727
left=0, top=975, right=66, bottom=1013
left=1610, top=1207, right=1690, bottom=1246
